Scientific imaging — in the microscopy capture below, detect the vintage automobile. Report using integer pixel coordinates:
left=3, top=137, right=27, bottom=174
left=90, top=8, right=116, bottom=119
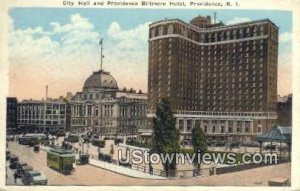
left=65, top=133, right=80, bottom=143
left=6, top=150, right=11, bottom=161
left=16, top=163, right=33, bottom=178
left=33, top=145, right=40, bottom=152
left=22, top=170, right=47, bottom=185
left=77, top=154, right=89, bottom=165
left=91, top=139, right=105, bottom=148
left=264, top=144, right=276, bottom=150
left=9, top=154, right=19, bottom=169
left=98, top=152, right=113, bottom=163
left=16, top=161, right=27, bottom=171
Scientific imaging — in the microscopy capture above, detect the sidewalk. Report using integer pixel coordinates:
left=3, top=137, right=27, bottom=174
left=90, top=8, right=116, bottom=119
left=41, top=145, right=165, bottom=180
left=89, top=159, right=166, bottom=180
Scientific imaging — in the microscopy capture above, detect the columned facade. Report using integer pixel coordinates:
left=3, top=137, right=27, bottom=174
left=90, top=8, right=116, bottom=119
left=70, top=70, right=148, bottom=138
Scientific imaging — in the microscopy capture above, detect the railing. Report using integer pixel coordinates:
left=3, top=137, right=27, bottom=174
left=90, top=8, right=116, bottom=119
left=148, top=110, right=277, bottom=118
left=131, top=164, right=213, bottom=178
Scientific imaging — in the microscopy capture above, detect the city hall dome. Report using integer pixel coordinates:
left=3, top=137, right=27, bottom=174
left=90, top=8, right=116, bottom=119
left=83, top=70, right=119, bottom=90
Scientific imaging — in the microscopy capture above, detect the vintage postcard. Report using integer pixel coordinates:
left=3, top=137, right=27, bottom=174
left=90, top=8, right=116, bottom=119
left=0, top=0, right=299, bottom=190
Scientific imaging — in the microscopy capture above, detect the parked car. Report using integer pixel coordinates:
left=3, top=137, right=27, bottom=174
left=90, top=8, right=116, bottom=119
left=92, top=135, right=99, bottom=139
left=215, top=141, right=226, bottom=147
left=91, top=139, right=105, bottom=148
left=229, top=142, right=240, bottom=148
left=264, top=144, right=276, bottom=150
left=98, top=152, right=113, bottom=163
left=77, top=154, right=89, bottom=165
left=17, top=165, right=33, bottom=178
left=240, top=142, right=260, bottom=147
left=16, top=161, right=27, bottom=172
left=6, top=150, right=11, bottom=161
left=22, top=170, right=47, bottom=185
left=9, top=154, right=19, bottom=169
left=33, top=145, right=40, bottom=152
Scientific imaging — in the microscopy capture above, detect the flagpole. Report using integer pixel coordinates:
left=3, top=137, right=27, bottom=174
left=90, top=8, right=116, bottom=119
left=100, top=38, right=103, bottom=71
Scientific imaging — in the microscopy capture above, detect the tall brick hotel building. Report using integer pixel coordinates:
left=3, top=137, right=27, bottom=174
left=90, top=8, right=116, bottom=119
left=147, top=15, right=278, bottom=142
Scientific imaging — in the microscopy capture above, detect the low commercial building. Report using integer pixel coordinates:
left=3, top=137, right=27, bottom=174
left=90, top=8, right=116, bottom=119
left=17, top=99, right=70, bottom=133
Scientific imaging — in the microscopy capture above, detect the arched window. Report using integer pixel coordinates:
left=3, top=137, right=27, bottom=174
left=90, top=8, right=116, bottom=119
left=257, top=126, right=262, bottom=133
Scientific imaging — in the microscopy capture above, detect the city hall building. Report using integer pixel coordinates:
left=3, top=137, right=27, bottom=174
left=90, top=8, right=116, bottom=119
left=70, top=69, right=148, bottom=138
left=147, top=15, right=278, bottom=142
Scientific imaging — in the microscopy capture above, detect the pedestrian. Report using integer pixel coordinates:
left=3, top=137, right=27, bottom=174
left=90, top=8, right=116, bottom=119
left=149, top=163, right=153, bottom=175
left=13, top=172, right=17, bottom=183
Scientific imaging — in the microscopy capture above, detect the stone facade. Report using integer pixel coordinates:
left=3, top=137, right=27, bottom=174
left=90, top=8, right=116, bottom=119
left=70, top=70, right=148, bottom=138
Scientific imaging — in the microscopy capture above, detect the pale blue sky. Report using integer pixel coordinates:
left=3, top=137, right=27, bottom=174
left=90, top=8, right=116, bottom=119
left=10, top=8, right=292, bottom=37
left=8, top=8, right=293, bottom=99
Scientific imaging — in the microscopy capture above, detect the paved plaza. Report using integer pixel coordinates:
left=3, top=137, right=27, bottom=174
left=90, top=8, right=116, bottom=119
left=6, top=141, right=291, bottom=186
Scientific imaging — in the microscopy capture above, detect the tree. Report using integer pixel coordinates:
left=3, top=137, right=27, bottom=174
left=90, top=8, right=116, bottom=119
left=152, top=98, right=180, bottom=177
left=191, top=125, right=207, bottom=175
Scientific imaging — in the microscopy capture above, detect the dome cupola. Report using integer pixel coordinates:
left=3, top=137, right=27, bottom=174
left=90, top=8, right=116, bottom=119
left=83, top=70, right=118, bottom=90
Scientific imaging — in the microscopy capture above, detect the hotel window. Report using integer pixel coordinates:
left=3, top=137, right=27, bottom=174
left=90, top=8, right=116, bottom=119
left=183, top=29, right=188, bottom=37
left=151, top=29, right=155, bottom=38
left=158, top=26, right=163, bottom=36
left=260, top=25, right=264, bottom=31
left=260, top=63, right=263, bottom=68
left=167, top=25, right=173, bottom=34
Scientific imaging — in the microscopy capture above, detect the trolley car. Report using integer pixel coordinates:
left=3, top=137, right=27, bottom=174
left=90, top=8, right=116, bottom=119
left=47, top=148, right=75, bottom=174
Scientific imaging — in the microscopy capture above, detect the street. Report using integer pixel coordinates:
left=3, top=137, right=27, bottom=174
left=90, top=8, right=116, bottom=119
left=6, top=141, right=291, bottom=186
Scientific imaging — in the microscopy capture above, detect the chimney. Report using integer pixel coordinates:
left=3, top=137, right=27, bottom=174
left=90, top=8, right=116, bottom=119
left=46, top=85, right=48, bottom=101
